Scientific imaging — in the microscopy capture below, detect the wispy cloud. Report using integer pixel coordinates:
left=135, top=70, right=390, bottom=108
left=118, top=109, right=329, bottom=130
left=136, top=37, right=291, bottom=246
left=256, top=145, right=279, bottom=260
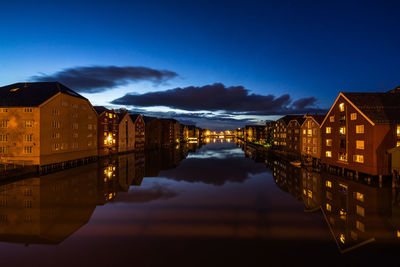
left=31, top=65, right=178, bottom=93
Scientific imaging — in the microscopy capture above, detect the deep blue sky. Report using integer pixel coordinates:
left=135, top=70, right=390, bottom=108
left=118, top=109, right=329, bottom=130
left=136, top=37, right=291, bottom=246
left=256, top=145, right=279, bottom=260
left=1, top=0, right=399, bottom=129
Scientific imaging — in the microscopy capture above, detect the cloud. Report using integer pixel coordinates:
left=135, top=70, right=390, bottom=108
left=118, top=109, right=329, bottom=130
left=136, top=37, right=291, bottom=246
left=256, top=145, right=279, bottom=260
left=31, top=65, right=178, bottom=93
left=112, top=83, right=326, bottom=115
left=113, top=182, right=178, bottom=203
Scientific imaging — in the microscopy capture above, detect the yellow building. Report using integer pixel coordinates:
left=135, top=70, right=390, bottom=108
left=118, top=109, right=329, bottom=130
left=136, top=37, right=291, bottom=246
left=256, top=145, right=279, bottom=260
left=0, top=82, right=98, bottom=167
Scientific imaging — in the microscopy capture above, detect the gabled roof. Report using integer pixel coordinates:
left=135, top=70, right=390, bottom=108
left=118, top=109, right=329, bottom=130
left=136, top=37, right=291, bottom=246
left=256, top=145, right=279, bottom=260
left=0, top=82, right=87, bottom=107
left=302, top=114, right=326, bottom=127
left=278, top=115, right=303, bottom=125
left=93, top=106, right=109, bottom=115
left=129, top=114, right=142, bottom=122
left=342, top=92, right=400, bottom=124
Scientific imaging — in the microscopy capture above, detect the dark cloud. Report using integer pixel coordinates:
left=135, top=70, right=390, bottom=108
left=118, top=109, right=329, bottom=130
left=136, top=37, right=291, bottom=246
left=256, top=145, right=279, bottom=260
left=112, top=83, right=326, bottom=115
left=31, top=65, right=178, bottom=93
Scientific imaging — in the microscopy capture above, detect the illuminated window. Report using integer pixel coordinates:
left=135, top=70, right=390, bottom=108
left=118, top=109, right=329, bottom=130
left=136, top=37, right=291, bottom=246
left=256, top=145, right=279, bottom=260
left=24, top=120, right=33, bottom=127
left=326, top=127, right=331, bottom=134
left=329, top=116, right=335, bottom=122
left=24, top=108, right=32, bottom=112
left=307, top=190, right=312, bottom=198
left=326, top=203, right=332, bottom=212
left=355, top=192, right=364, bottom=202
left=326, top=180, right=332, bottom=188
left=356, top=205, right=365, bottom=217
left=339, top=126, right=346, bottom=135
left=302, top=129, right=306, bottom=134
left=53, top=143, right=60, bottom=151
left=351, top=113, right=357, bottom=120
left=339, top=152, right=347, bottom=161
left=109, top=113, right=113, bottom=119
left=339, top=209, right=347, bottom=220
left=356, top=140, right=364, bottom=149
left=326, top=151, right=332, bottom=157
left=339, top=234, right=345, bottom=244
left=356, top=220, right=365, bottom=232
left=326, top=139, right=332, bottom=146
left=353, top=154, right=364, bottom=163
left=397, top=125, right=400, bottom=136
left=356, top=125, right=364, bottom=133
left=307, top=129, right=312, bottom=135
left=339, top=103, right=345, bottom=112
left=397, top=141, right=400, bottom=147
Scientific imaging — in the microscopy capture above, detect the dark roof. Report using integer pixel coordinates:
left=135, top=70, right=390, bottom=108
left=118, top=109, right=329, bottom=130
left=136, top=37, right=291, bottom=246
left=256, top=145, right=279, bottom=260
left=0, top=82, right=87, bottom=107
left=342, top=92, right=400, bottom=124
left=308, top=114, right=326, bottom=125
left=142, top=116, right=159, bottom=123
left=278, top=115, right=302, bottom=125
left=93, top=106, right=109, bottom=115
left=129, top=114, right=142, bottom=122
left=295, top=117, right=306, bottom=126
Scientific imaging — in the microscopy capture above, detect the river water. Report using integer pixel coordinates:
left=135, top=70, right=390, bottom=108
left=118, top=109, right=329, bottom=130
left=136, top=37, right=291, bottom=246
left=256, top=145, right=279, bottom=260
left=0, top=139, right=399, bottom=266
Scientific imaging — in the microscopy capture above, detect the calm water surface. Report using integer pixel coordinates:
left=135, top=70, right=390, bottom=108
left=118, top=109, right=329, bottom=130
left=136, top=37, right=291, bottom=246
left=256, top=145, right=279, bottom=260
left=0, top=140, right=399, bottom=266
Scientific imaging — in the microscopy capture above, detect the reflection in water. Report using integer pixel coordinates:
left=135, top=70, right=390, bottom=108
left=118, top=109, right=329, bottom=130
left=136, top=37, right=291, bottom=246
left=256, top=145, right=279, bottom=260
left=0, top=140, right=400, bottom=265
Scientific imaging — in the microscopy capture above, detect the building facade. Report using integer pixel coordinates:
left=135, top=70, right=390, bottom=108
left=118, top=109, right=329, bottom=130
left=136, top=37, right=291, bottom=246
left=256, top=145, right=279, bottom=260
left=300, top=115, right=325, bottom=164
left=117, top=112, right=135, bottom=153
left=287, top=117, right=305, bottom=154
left=94, top=106, right=118, bottom=156
left=130, top=114, right=145, bottom=151
left=0, top=82, right=98, bottom=167
left=143, top=116, right=162, bottom=149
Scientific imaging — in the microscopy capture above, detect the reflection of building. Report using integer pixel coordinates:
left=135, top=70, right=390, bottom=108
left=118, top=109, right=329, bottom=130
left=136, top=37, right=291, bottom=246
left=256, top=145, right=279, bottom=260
left=94, top=106, right=118, bottom=156
left=321, top=91, right=400, bottom=177
left=0, top=164, right=98, bottom=245
left=272, top=160, right=303, bottom=200
left=321, top=173, right=394, bottom=253
left=97, top=158, right=118, bottom=204
left=0, top=82, right=98, bottom=167
left=301, top=169, right=323, bottom=211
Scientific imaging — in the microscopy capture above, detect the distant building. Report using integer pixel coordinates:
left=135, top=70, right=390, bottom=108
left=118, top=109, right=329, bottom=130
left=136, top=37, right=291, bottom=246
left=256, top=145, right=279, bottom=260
left=321, top=91, right=400, bottom=177
left=129, top=114, right=145, bottom=151
left=117, top=112, right=135, bottom=153
left=273, top=115, right=302, bottom=151
left=0, top=82, right=98, bottom=167
left=300, top=114, right=325, bottom=164
left=94, top=106, right=118, bottom=156
left=143, top=116, right=162, bottom=149
left=160, top=119, right=180, bottom=146
left=287, top=117, right=306, bottom=154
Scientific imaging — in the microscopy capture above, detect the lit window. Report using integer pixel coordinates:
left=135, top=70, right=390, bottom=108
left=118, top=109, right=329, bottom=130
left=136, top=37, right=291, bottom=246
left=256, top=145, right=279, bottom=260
left=339, top=103, right=345, bottom=112
left=24, top=134, right=33, bottom=142
left=356, top=205, right=365, bottom=217
left=353, top=154, right=364, bottom=163
left=356, top=140, right=364, bottom=149
left=307, top=190, right=312, bottom=198
left=397, top=125, right=400, bottom=136
left=339, top=234, right=345, bottom=244
left=326, top=139, right=332, bottom=146
left=326, top=127, right=331, bottom=134
left=308, top=129, right=312, bottom=135
left=340, top=209, right=347, bottom=220
left=109, top=113, right=113, bottom=119
left=351, top=113, right=357, bottom=120
left=326, top=151, right=332, bottom=158
left=339, top=152, right=347, bottom=161
left=355, top=192, right=364, bottom=202
left=329, top=116, right=334, bottom=122
left=302, top=129, right=306, bottom=134
left=356, top=125, right=364, bottom=134
left=339, top=126, right=346, bottom=135
left=397, top=141, right=400, bottom=147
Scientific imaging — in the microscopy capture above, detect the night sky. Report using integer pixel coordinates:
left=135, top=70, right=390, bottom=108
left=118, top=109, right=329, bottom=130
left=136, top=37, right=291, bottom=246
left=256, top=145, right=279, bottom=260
left=1, top=0, right=399, bottom=130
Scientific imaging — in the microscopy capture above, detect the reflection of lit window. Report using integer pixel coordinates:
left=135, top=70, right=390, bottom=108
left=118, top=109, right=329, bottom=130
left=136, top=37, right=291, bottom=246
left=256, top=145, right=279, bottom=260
left=307, top=190, right=312, bottom=198
left=326, top=151, right=332, bottom=158
left=339, top=209, right=347, bottom=220
left=326, top=127, right=331, bottom=134
left=339, top=103, right=345, bottom=112
left=356, top=220, right=365, bottom=232
left=339, top=234, right=345, bottom=244
left=303, top=189, right=306, bottom=195
left=326, top=180, right=332, bottom=188
left=326, top=203, right=332, bottom=212
left=339, top=183, right=348, bottom=194
left=355, top=192, right=364, bottom=202
left=356, top=205, right=365, bottom=217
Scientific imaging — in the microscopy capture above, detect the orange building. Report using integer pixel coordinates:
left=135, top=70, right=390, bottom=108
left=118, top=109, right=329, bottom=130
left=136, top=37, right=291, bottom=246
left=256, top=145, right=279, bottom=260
left=321, top=90, right=400, bottom=177
left=94, top=106, right=118, bottom=156
left=0, top=82, right=98, bottom=168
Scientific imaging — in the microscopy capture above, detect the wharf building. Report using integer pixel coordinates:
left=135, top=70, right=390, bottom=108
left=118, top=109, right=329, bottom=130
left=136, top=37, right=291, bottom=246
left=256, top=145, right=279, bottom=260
left=0, top=82, right=98, bottom=171
left=94, top=106, right=118, bottom=157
